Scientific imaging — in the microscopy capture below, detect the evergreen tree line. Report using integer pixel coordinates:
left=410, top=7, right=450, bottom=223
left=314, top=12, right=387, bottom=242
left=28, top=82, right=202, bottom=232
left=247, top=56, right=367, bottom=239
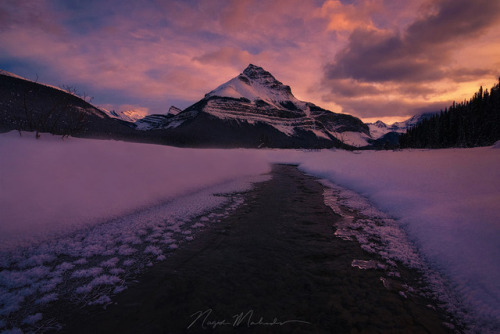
left=399, top=78, right=500, bottom=148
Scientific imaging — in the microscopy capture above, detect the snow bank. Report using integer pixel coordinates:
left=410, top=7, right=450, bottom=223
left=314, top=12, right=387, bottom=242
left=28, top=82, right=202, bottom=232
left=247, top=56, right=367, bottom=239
left=267, top=148, right=500, bottom=331
left=0, top=132, right=270, bottom=250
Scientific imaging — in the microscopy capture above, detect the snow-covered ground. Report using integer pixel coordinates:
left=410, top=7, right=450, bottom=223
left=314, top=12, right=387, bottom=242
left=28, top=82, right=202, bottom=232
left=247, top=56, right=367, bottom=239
left=0, top=132, right=272, bottom=331
left=0, top=132, right=270, bottom=251
left=269, top=147, right=500, bottom=332
left=1, top=132, right=499, bottom=332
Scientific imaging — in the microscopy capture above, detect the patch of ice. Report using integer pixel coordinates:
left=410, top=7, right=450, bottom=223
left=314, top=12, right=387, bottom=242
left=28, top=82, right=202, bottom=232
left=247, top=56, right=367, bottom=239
left=89, top=275, right=121, bottom=287
left=118, top=245, right=137, bottom=256
left=22, top=313, right=42, bottom=325
left=380, top=277, right=391, bottom=290
left=75, top=284, right=93, bottom=294
left=100, top=257, right=119, bottom=268
left=122, top=259, right=135, bottom=266
left=144, top=246, right=162, bottom=256
left=113, top=286, right=127, bottom=294
left=2, top=328, right=23, bottom=334
left=0, top=291, right=24, bottom=316
left=55, top=262, right=75, bottom=272
left=88, top=295, right=111, bottom=306
left=71, top=267, right=103, bottom=279
left=351, top=259, right=386, bottom=270
left=109, top=268, right=125, bottom=275
left=73, top=258, right=87, bottom=265
left=35, top=293, right=58, bottom=304
left=18, top=254, right=56, bottom=268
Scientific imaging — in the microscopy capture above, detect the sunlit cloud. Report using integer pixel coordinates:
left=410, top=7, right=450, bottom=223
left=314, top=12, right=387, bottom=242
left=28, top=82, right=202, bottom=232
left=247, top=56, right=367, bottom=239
left=320, top=0, right=378, bottom=32
left=1, top=0, right=499, bottom=121
left=321, top=0, right=500, bottom=119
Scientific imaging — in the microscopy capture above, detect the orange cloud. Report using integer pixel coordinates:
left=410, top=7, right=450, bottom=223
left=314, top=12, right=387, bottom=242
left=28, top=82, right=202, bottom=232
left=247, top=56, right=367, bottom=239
left=2, top=0, right=500, bottom=121
left=320, top=0, right=377, bottom=32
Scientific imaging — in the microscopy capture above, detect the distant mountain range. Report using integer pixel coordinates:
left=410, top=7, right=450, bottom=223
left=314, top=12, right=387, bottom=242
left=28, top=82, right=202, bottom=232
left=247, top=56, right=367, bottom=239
left=366, top=113, right=437, bottom=148
left=0, top=65, right=430, bottom=148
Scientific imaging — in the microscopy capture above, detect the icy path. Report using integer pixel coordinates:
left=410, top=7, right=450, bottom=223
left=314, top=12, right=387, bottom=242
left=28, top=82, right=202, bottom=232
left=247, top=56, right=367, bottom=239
left=57, top=165, right=453, bottom=333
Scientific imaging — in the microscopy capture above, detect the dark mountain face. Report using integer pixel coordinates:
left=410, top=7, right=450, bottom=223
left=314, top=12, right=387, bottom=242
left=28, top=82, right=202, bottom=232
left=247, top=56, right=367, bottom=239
left=0, top=72, right=138, bottom=140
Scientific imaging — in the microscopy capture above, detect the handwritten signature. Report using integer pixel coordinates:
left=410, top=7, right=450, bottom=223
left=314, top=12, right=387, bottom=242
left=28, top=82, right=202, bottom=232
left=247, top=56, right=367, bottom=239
left=188, top=308, right=311, bottom=330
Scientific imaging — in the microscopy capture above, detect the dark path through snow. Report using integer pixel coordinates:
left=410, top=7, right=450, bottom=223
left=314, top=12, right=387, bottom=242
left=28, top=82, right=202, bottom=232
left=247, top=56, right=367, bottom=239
left=62, top=164, right=452, bottom=333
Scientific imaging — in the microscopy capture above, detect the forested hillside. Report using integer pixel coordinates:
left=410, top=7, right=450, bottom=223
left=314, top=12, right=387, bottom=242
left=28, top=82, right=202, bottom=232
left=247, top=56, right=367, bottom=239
left=400, top=78, right=500, bottom=148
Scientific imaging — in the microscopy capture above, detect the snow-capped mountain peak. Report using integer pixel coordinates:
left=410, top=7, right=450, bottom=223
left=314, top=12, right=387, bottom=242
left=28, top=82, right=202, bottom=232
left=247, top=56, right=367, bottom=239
left=205, top=64, right=297, bottom=109
left=114, top=64, right=370, bottom=148
left=242, top=64, right=293, bottom=96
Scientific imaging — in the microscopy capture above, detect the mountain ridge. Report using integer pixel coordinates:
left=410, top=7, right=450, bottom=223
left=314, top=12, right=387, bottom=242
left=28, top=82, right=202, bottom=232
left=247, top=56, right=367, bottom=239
left=137, top=64, right=370, bottom=148
left=1, top=65, right=431, bottom=149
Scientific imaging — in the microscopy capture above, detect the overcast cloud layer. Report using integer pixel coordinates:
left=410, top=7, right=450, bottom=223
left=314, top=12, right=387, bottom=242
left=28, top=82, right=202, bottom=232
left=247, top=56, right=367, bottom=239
left=1, top=0, right=499, bottom=122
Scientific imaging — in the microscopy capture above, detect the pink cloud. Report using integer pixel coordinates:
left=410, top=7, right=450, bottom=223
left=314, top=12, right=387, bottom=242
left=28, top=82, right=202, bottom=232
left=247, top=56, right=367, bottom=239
left=2, top=0, right=500, bottom=120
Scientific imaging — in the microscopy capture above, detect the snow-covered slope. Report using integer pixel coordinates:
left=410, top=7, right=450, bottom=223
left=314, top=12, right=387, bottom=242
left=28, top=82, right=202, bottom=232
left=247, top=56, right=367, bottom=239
left=205, top=64, right=298, bottom=109
left=0, top=69, right=26, bottom=80
left=367, top=120, right=394, bottom=140
left=0, top=69, right=86, bottom=96
left=142, top=64, right=369, bottom=148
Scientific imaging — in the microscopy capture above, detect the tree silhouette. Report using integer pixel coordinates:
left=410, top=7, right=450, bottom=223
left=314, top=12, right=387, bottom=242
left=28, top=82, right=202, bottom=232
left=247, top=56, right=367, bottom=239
left=400, top=78, right=500, bottom=148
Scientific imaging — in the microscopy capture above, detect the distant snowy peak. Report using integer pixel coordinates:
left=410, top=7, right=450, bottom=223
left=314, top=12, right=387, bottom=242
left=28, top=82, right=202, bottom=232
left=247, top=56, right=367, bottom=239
left=368, top=112, right=437, bottom=139
left=121, top=110, right=149, bottom=122
left=373, top=120, right=387, bottom=128
left=102, top=109, right=148, bottom=122
left=205, top=64, right=297, bottom=109
left=392, top=112, right=435, bottom=129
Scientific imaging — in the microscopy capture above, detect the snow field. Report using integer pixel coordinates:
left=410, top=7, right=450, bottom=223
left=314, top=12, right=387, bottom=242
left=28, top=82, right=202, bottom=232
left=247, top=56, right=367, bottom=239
left=0, top=179, right=254, bottom=332
left=1, top=133, right=499, bottom=332
left=1, top=133, right=271, bottom=331
left=274, top=148, right=500, bottom=333
left=0, top=132, right=271, bottom=251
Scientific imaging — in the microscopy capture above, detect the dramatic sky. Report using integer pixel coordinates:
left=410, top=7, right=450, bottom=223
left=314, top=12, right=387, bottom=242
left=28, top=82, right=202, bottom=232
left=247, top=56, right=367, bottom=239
left=1, top=0, right=500, bottom=123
